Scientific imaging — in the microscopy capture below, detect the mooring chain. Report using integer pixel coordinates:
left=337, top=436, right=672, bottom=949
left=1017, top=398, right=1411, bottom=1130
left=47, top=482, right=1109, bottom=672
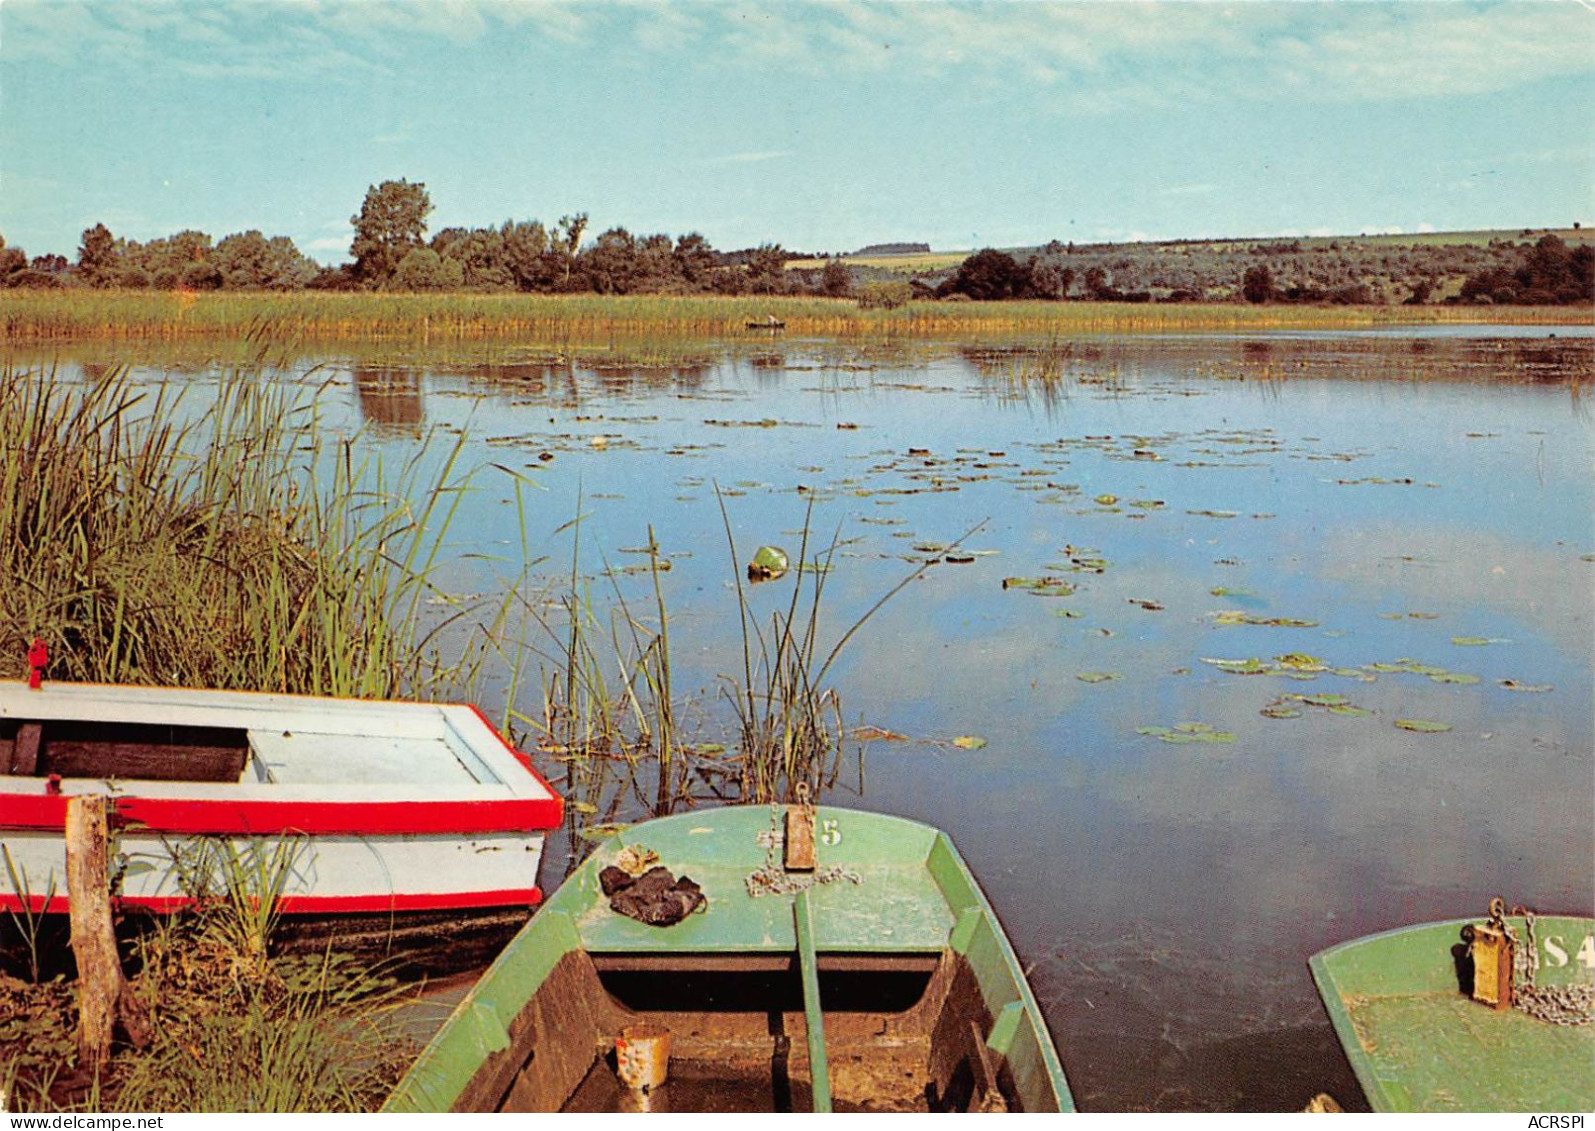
left=1493, top=899, right=1595, bottom=1027
left=744, top=799, right=862, bottom=898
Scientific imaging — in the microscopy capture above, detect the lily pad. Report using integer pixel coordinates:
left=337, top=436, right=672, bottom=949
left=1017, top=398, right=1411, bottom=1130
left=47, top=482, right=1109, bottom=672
left=1499, top=679, right=1553, bottom=693
left=1076, top=671, right=1121, bottom=684
left=1211, top=611, right=1319, bottom=628
left=747, top=545, right=789, bottom=582
left=848, top=725, right=910, bottom=742
left=1137, top=722, right=1236, bottom=744
left=951, top=735, right=988, bottom=750
left=1201, top=657, right=1272, bottom=675
left=1094, top=494, right=1119, bottom=506
left=1451, top=636, right=1507, bottom=646
left=1260, top=706, right=1302, bottom=719
left=1394, top=718, right=1452, bottom=733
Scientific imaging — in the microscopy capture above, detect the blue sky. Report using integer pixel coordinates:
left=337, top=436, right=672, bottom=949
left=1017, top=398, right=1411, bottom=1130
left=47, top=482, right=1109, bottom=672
left=2, top=1, right=1592, bottom=263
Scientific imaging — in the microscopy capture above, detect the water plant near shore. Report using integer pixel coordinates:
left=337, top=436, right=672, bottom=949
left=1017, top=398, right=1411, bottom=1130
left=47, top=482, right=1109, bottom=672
left=2, top=290, right=1582, bottom=344
left=0, top=363, right=504, bottom=699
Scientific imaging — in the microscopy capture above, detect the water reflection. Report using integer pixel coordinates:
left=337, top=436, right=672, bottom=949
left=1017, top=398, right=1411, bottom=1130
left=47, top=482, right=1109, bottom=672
left=351, top=366, right=425, bottom=437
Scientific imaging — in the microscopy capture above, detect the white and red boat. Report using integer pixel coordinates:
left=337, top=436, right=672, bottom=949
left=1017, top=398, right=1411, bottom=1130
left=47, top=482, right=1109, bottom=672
left=1, top=679, right=562, bottom=970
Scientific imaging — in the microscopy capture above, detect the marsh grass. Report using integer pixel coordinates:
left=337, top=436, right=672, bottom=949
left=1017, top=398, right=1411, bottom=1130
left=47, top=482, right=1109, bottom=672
left=2, top=845, right=58, bottom=984
left=0, top=363, right=509, bottom=699
left=718, top=494, right=968, bottom=805
left=1, top=836, right=414, bottom=1113
left=2, top=290, right=1580, bottom=344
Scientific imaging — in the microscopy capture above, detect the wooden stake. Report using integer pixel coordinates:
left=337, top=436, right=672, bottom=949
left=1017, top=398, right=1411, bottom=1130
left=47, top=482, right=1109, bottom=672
left=66, top=795, right=124, bottom=1071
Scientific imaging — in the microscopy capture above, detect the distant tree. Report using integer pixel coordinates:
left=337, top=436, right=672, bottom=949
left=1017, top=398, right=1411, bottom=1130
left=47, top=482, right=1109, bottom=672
left=554, top=213, right=588, bottom=290
left=307, top=264, right=361, bottom=291
left=0, top=235, right=26, bottom=281
left=821, top=258, right=852, bottom=298
left=633, top=233, right=678, bottom=291
left=1030, top=261, right=1074, bottom=300
left=1242, top=265, right=1275, bottom=303
left=391, top=246, right=463, bottom=291
left=434, top=226, right=514, bottom=290
left=744, top=243, right=789, bottom=294
left=945, top=249, right=1034, bottom=300
left=580, top=226, right=639, bottom=294
left=350, top=179, right=433, bottom=286
left=500, top=219, right=555, bottom=291
left=672, top=232, right=717, bottom=287
left=213, top=230, right=317, bottom=290
left=77, top=223, right=120, bottom=286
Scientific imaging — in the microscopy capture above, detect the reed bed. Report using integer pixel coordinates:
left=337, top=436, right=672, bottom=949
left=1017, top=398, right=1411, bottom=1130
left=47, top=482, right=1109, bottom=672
left=2, top=289, right=1584, bottom=343
left=0, top=363, right=502, bottom=700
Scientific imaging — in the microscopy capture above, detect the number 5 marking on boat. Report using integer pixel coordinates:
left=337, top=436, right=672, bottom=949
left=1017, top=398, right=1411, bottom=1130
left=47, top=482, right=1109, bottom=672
left=820, top=820, right=841, bottom=847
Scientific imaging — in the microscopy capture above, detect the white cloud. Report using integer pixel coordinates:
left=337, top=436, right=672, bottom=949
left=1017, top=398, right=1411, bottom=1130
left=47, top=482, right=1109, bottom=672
left=701, top=150, right=795, bottom=166
left=5, top=0, right=1590, bottom=107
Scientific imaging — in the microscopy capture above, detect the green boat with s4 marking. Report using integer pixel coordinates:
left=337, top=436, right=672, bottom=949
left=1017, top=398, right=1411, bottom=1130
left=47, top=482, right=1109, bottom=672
left=1310, top=905, right=1595, bottom=1112
left=383, top=804, right=1074, bottom=1113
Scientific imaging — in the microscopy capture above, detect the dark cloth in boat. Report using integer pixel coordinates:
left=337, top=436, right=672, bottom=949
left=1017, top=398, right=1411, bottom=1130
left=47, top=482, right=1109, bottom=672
left=601, top=865, right=706, bottom=927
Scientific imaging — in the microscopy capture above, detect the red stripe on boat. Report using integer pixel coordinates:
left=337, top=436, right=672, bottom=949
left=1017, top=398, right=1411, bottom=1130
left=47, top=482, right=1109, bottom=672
left=0, top=793, right=561, bottom=835
left=0, top=887, right=543, bottom=915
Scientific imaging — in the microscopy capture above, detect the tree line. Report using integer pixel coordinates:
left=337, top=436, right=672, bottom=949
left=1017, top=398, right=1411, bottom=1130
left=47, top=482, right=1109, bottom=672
left=1, top=177, right=1589, bottom=305
left=0, top=179, right=813, bottom=297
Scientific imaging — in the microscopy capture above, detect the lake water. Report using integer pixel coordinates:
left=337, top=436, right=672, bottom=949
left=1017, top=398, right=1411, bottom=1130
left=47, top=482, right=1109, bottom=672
left=21, top=327, right=1593, bottom=1110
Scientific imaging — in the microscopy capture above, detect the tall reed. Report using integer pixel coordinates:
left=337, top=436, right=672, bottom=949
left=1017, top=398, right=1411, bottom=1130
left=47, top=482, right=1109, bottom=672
left=2, top=289, right=1581, bottom=344
left=0, top=363, right=498, bottom=700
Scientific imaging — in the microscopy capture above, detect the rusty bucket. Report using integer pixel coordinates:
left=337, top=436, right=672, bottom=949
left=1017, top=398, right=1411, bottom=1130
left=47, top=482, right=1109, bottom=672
left=615, top=1023, right=671, bottom=1092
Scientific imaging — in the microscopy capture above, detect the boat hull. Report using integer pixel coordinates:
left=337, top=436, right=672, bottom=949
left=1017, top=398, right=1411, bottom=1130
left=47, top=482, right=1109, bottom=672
left=0, top=681, right=562, bottom=959
left=1310, top=915, right=1595, bottom=1112
left=384, top=805, right=1074, bottom=1113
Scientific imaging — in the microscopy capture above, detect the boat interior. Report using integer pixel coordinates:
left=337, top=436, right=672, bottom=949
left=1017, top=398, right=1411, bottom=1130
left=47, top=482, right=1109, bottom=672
left=0, top=717, right=248, bottom=781
left=457, top=948, right=1019, bottom=1113
left=0, top=712, right=494, bottom=787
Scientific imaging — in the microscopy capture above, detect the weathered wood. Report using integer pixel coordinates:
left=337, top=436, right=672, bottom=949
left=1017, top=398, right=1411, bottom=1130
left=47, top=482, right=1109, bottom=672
left=40, top=721, right=247, bottom=782
left=12, top=722, right=43, bottom=776
left=66, top=795, right=122, bottom=1070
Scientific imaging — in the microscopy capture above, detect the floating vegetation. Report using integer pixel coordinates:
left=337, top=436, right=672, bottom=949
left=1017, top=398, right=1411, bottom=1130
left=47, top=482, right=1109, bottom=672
left=1394, top=718, right=1453, bottom=733
left=1076, top=671, right=1121, bottom=684
left=746, top=544, right=789, bottom=582
left=1364, top=658, right=1480, bottom=684
left=1499, top=679, right=1553, bottom=693
left=1451, top=636, right=1509, bottom=646
left=1262, top=692, right=1375, bottom=719
left=1137, top=722, right=1237, bottom=744
left=1379, top=611, right=1442, bottom=620
left=847, top=724, right=910, bottom=742
left=951, top=735, right=988, bottom=750
left=1002, top=576, right=1078, bottom=596
left=1209, top=611, right=1320, bottom=628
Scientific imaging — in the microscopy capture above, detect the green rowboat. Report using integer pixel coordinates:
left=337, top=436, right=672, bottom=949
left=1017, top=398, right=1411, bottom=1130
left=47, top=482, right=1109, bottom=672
left=1310, top=912, right=1595, bottom=1111
left=384, top=805, right=1074, bottom=1113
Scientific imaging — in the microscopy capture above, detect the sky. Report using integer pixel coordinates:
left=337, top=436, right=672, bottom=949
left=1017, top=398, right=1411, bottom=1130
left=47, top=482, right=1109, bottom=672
left=1, top=0, right=1592, bottom=264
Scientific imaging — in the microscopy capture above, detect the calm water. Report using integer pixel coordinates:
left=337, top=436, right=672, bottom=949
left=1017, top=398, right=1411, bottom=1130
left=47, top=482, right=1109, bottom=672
left=25, top=329, right=1594, bottom=1111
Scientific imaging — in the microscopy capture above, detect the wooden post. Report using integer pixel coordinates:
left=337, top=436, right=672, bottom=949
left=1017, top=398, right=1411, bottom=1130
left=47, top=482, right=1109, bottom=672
left=66, top=795, right=124, bottom=1071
